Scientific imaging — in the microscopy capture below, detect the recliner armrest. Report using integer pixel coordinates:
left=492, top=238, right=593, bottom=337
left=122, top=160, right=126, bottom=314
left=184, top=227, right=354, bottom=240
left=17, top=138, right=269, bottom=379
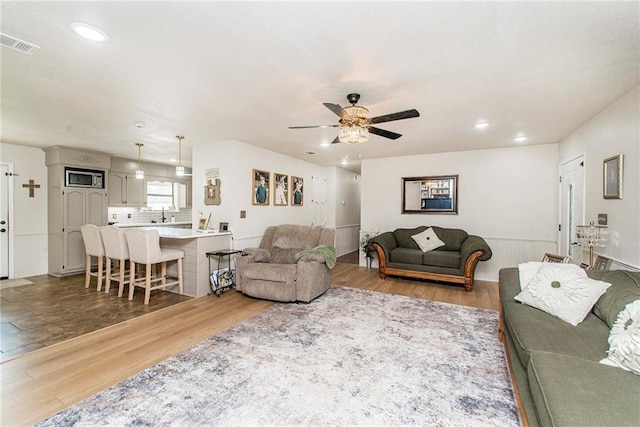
left=242, top=247, right=272, bottom=263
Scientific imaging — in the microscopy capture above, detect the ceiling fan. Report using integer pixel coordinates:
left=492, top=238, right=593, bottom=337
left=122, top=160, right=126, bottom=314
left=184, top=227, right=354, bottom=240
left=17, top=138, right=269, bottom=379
left=289, top=93, right=420, bottom=144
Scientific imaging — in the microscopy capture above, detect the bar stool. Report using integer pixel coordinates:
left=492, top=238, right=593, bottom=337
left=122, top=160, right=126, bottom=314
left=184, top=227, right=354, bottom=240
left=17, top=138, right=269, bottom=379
left=124, top=228, right=184, bottom=305
left=100, top=225, right=130, bottom=297
left=80, top=224, right=106, bottom=291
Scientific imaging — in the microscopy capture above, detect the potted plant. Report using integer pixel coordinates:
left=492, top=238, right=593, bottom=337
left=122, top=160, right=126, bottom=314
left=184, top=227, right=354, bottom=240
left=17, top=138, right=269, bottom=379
left=360, top=230, right=377, bottom=268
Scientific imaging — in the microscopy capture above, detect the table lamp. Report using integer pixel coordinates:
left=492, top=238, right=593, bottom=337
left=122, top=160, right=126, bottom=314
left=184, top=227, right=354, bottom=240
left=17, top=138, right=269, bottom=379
left=576, top=221, right=608, bottom=267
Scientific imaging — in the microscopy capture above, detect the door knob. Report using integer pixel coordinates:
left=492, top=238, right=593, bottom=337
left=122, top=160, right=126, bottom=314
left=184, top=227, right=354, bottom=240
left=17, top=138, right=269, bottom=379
left=0, top=220, right=5, bottom=224
left=0, top=228, right=6, bottom=233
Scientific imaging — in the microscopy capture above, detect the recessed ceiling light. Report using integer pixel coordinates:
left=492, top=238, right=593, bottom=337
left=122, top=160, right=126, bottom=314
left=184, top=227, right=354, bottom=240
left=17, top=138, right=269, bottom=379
left=133, top=121, right=146, bottom=128
left=341, top=158, right=348, bottom=165
left=320, top=142, right=330, bottom=148
left=474, top=121, right=489, bottom=129
left=71, top=23, right=109, bottom=42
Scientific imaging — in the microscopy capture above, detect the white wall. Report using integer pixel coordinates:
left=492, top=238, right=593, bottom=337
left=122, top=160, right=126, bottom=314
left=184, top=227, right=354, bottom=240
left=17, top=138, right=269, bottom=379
left=0, top=143, right=48, bottom=277
left=361, top=144, right=560, bottom=280
left=559, top=86, right=639, bottom=268
left=192, top=140, right=359, bottom=254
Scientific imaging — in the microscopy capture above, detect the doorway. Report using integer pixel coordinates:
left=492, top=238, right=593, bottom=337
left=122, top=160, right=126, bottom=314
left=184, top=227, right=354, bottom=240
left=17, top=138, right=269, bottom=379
left=559, top=155, right=585, bottom=259
left=1, top=163, right=12, bottom=279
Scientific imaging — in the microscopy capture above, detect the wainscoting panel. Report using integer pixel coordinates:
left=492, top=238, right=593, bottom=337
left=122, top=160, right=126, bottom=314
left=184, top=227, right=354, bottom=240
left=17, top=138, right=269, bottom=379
left=474, top=238, right=558, bottom=282
left=335, top=224, right=360, bottom=257
left=13, top=233, right=48, bottom=278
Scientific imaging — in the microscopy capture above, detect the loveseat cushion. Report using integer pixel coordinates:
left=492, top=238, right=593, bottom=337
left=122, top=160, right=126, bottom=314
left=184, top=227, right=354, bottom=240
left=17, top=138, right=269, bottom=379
left=393, top=227, right=427, bottom=250
left=527, top=351, right=640, bottom=426
left=590, top=270, right=640, bottom=328
left=502, top=301, right=610, bottom=367
left=431, top=226, right=468, bottom=251
left=422, top=250, right=460, bottom=269
left=389, top=247, right=423, bottom=265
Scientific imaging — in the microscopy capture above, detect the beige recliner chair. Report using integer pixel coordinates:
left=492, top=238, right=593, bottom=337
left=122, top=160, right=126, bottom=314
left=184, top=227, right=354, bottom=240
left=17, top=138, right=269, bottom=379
left=236, top=224, right=336, bottom=302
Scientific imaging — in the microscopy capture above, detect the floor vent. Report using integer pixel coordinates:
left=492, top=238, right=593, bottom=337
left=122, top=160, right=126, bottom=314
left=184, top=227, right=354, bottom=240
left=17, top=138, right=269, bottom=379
left=0, top=33, right=40, bottom=55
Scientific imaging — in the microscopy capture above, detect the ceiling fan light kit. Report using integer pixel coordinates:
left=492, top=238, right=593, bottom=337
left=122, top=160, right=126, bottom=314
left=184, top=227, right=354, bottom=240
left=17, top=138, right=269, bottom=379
left=289, top=93, right=420, bottom=145
left=339, top=125, right=369, bottom=144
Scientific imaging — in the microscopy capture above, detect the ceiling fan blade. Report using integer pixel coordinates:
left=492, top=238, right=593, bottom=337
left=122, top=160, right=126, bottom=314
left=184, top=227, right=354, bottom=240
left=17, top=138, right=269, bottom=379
left=368, top=109, right=420, bottom=124
left=368, top=126, right=402, bottom=140
left=330, top=136, right=341, bottom=144
left=289, top=125, right=338, bottom=129
left=323, top=103, right=351, bottom=121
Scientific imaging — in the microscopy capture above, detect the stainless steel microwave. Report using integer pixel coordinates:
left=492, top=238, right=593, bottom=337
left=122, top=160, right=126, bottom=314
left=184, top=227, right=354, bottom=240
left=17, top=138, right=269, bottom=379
left=64, top=167, right=105, bottom=189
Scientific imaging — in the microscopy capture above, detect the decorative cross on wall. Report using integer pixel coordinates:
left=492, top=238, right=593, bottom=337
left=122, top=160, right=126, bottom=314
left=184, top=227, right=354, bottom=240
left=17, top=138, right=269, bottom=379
left=22, top=179, right=41, bottom=197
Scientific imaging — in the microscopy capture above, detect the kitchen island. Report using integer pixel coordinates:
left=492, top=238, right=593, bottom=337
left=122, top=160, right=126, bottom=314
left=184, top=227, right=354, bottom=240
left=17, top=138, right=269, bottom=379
left=134, top=227, right=233, bottom=297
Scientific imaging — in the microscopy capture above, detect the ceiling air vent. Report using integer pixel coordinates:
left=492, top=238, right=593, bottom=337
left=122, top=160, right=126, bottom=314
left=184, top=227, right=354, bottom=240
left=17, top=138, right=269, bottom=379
left=0, top=33, right=40, bottom=55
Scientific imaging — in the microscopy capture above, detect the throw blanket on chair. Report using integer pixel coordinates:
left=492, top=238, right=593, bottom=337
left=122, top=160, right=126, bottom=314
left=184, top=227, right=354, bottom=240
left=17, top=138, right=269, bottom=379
left=295, top=244, right=337, bottom=269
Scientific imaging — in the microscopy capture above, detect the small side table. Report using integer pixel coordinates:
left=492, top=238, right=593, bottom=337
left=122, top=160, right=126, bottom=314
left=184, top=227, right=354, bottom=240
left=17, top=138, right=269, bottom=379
left=206, top=249, right=243, bottom=296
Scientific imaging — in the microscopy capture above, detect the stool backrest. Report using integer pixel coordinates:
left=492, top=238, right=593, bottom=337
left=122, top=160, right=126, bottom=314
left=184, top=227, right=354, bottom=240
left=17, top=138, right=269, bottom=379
left=81, top=224, right=105, bottom=257
left=125, top=229, right=162, bottom=264
left=100, top=226, right=129, bottom=260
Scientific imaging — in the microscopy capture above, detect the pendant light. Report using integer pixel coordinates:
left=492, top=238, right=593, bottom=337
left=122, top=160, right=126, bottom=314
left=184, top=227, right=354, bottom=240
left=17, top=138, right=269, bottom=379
left=175, top=135, right=185, bottom=176
left=135, top=142, right=144, bottom=179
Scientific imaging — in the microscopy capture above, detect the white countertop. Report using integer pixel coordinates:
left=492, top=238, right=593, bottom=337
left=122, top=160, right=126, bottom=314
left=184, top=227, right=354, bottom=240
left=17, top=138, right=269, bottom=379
left=138, top=227, right=231, bottom=239
left=114, top=221, right=192, bottom=228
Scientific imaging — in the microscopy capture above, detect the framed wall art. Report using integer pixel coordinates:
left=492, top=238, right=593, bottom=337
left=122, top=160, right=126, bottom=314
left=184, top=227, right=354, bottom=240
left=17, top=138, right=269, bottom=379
left=274, top=173, right=288, bottom=206
left=291, top=176, right=304, bottom=206
left=252, top=169, right=270, bottom=205
left=603, top=154, right=623, bottom=199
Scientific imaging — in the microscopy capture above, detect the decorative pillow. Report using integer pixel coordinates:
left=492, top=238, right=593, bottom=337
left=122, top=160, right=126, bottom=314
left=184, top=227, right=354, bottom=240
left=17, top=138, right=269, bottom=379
left=411, top=227, right=445, bottom=253
left=517, top=261, right=543, bottom=290
left=600, top=300, right=640, bottom=375
left=592, top=270, right=640, bottom=328
left=514, top=264, right=609, bottom=326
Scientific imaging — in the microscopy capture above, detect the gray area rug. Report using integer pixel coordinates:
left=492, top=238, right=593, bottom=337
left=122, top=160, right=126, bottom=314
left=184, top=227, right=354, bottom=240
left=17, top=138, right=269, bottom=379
left=38, top=286, right=519, bottom=426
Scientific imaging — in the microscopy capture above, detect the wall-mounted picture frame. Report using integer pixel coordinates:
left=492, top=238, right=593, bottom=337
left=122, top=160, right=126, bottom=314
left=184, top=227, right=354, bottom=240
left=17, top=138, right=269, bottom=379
left=274, top=173, right=288, bottom=206
left=402, top=175, right=458, bottom=214
left=252, top=169, right=270, bottom=205
left=603, top=154, right=623, bottom=199
left=291, top=176, right=304, bottom=206
left=593, top=255, right=612, bottom=271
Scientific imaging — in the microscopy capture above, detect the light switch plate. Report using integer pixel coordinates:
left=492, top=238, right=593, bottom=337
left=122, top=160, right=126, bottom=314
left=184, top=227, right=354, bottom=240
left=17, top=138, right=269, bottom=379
left=240, top=210, right=246, bottom=219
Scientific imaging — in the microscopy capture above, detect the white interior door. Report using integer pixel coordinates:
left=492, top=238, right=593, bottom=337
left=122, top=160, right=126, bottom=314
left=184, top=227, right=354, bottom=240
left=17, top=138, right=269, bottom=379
left=1, top=164, right=10, bottom=278
left=559, top=155, right=585, bottom=259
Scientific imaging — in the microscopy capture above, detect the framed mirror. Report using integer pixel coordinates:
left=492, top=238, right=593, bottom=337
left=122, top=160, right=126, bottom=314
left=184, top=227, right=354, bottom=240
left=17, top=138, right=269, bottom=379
left=402, top=175, right=458, bottom=214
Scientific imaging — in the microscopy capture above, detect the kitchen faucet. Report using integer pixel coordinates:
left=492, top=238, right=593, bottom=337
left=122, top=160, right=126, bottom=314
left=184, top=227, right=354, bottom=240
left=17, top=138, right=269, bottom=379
left=161, top=207, right=166, bottom=223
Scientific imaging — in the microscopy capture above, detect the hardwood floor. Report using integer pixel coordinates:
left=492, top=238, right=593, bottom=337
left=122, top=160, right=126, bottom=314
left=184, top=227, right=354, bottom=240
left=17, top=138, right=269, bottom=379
left=0, top=273, right=191, bottom=362
left=0, top=259, right=498, bottom=426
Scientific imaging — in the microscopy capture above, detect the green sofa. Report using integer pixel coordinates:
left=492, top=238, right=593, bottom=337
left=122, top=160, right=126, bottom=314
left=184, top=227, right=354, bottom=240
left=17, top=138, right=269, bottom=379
left=369, top=226, right=492, bottom=291
left=499, top=268, right=640, bottom=426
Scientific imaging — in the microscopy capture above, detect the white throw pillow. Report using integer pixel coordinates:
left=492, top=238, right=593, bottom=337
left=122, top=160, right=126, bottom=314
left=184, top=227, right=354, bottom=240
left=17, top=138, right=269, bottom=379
left=411, top=227, right=445, bottom=252
left=518, top=261, right=543, bottom=290
left=514, top=263, right=609, bottom=326
left=600, top=300, right=640, bottom=375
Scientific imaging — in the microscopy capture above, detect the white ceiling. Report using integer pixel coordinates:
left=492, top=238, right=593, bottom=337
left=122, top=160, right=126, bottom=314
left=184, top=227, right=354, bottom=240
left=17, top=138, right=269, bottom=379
left=1, top=2, right=638, bottom=173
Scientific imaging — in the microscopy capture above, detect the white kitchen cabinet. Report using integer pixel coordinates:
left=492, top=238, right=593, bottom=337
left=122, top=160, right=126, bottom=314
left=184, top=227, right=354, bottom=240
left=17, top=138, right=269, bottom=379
left=108, top=172, right=146, bottom=207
